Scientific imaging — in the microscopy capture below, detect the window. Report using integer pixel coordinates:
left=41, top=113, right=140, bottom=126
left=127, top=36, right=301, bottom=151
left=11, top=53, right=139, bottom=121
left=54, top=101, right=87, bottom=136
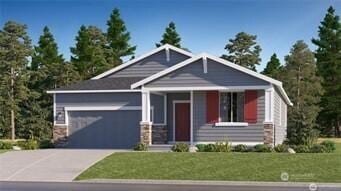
left=219, top=92, right=244, bottom=122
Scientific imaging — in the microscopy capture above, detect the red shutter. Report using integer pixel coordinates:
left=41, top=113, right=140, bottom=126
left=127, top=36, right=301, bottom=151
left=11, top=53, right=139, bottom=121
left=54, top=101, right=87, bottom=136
left=244, top=90, right=257, bottom=123
left=206, top=91, right=219, bottom=123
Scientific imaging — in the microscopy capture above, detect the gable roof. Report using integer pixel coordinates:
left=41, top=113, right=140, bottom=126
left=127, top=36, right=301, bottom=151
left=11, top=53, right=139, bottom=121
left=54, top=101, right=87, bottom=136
left=131, top=53, right=293, bottom=106
left=91, top=44, right=194, bottom=79
left=47, top=77, right=144, bottom=93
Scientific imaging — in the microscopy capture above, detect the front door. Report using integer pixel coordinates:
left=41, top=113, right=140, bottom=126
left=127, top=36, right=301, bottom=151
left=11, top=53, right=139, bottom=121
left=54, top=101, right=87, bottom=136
left=175, top=102, right=190, bottom=141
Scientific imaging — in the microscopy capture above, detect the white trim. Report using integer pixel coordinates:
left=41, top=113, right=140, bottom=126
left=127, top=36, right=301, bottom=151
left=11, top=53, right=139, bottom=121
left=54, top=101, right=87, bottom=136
left=172, top=100, right=191, bottom=142
left=194, top=141, right=264, bottom=146
left=142, top=86, right=271, bottom=92
left=64, top=106, right=141, bottom=111
left=190, top=91, right=194, bottom=145
left=203, top=56, right=207, bottom=74
left=141, top=90, right=151, bottom=123
left=53, top=94, right=56, bottom=125
left=131, top=52, right=292, bottom=106
left=264, top=87, right=275, bottom=124
left=214, top=122, right=248, bottom=127
left=47, top=89, right=141, bottom=94
left=165, top=47, right=170, bottom=62
left=92, top=44, right=193, bottom=79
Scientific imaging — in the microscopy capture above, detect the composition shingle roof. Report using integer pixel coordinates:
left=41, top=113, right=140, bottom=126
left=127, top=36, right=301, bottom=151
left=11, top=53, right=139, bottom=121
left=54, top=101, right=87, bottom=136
left=53, top=77, right=145, bottom=91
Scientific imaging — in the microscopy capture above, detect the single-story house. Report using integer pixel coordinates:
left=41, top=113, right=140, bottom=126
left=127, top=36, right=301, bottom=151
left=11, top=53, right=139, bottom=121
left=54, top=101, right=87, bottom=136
left=47, top=44, right=292, bottom=149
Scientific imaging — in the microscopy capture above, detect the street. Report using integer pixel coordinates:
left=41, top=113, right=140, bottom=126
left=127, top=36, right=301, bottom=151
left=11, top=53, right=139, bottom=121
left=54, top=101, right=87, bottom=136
left=1, top=181, right=341, bottom=191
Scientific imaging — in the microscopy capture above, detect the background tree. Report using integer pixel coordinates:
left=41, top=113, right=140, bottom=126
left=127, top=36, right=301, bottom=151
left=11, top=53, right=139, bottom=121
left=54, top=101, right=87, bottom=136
left=312, top=6, right=341, bottom=137
left=156, top=22, right=182, bottom=48
left=71, top=25, right=111, bottom=80
left=0, top=21, right=32, bottom=140
left=222, top=32, right=262, bottom=71
left=261, top=53, right=282, bottom=78
left=279, top=41, right=323, bottom=145
left=106, top=8, right=136, bottom=65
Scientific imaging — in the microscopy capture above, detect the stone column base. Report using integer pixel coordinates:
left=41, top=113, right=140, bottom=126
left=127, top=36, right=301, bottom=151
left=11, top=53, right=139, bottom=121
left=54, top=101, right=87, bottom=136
left=140, top=122, right=152, bottom=145
left=264, top=123, right=274, bottom=145
left=152, top=125, right=167, bottom=144
left=53, top=125, right=68, bottom=147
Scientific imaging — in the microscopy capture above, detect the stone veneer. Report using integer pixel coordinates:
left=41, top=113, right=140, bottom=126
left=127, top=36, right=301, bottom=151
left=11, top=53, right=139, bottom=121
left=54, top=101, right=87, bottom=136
left=140, top=122, right=152, bottom=145
left=152, top=125, right=167, bottom=144
left=53, top=125, right=68, bottom=147
left=263, top=123, right=274, bottom=145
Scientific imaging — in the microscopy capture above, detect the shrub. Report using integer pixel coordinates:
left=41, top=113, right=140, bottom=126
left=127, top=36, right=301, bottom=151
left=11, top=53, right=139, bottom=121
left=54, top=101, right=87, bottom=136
left=310, top=144, right=328, bottom=153
left=274, top=144, right=289, bottom=153
left=0, top=141, right=13, bottom=150
left=320, top=140, right=336, bottom=153
left=204, top=144, right=216, bottom=152
left=133, top=142, right=148, bottom=151
left=233, top=144, right=248, bottom=152
left=294, top=145, right=310, bottom=153
left=39, top=140, right=55, bottom=149
left=17, top=140, right=38, bottom=150
left=253, top=144, right=273, bottom=152
left=195, top=144, right=206, bottom=152
left=214, top=141, right=232, bottom=152
left=171, top=143, right=189, bottom=152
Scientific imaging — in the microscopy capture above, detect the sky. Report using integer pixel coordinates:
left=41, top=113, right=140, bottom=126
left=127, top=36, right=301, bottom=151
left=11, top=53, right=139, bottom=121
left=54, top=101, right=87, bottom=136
left=1, top=0, right=340, bottom=71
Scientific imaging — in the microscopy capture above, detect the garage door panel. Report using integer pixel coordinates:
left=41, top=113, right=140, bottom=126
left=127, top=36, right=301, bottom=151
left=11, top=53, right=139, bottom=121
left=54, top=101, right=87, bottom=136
left=68, top=111, right=140, bottom=149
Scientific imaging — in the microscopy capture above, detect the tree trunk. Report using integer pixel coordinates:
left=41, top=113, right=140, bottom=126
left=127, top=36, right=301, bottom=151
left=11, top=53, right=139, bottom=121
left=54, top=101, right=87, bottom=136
left=11, top=67, right=15, bottom=140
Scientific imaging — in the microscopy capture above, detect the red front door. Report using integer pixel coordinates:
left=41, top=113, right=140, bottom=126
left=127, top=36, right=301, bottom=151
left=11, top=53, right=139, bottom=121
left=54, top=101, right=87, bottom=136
left=175, top=102, right=190, bottom=141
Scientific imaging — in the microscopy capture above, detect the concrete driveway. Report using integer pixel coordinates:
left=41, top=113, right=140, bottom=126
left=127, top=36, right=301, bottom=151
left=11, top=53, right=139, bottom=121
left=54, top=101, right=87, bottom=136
left=0, top=149, right=113, bottom=182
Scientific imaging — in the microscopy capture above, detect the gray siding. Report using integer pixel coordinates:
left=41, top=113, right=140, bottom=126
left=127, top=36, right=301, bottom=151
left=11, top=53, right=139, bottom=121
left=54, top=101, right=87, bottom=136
left=150, top=93, right=165, bottom=124
left=55, top=92, right=141, bottom=124
left=274, top=88, right=287, bottom=145
left=146, top=59, right=270, bottom=87
left=106, top=50, right=190, bottom=78
left=166, top=93, right=190, bottom=142
left=193, top=90, right=265, bottom=142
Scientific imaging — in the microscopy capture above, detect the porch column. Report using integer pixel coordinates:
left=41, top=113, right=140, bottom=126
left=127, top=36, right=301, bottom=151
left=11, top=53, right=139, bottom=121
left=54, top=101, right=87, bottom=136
left=190, top=90, right=194, bottom=146
left=140, top=90, right=152, bottom=145
left=264, top=87, right=274, bottom=145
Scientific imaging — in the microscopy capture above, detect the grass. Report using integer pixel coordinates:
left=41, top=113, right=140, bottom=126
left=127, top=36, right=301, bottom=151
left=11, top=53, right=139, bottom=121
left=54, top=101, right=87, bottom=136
left=77, top=142, right=341, bottom=182
left=0, top=150, right=8, bottom=154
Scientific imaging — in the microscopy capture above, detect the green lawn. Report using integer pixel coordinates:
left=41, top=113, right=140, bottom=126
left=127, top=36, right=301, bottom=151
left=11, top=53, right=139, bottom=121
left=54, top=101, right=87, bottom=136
left=0, top=150, right=8, bottom=154
left=77, top=148, right=341, bottom=182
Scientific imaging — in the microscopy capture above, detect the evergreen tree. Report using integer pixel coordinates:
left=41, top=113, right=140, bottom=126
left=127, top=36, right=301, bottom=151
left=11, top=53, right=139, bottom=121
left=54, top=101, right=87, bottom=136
left=106, top=8, right=136, bottom=65
left=279, top=41, right=323, bottom=145
left=156, top=22, right=182, bottom=48
left=0, top=21, right=32, bottom=140
left=222, top=32, right=262, bottom=71
left=312, top=6, right=341, bottom=137
left=261, top=53, right=282, bottom=78
left=71, top=25, right=111, bottom=80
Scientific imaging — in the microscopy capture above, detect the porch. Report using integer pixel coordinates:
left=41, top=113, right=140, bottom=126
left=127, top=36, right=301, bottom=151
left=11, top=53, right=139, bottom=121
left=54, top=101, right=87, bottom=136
left=139, top=86, right=276, bottom=146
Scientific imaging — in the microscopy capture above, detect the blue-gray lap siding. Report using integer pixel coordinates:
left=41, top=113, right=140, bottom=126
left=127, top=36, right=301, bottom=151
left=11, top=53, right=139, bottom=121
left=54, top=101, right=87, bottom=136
left=274, top=87, right=287, bottom=145
left=55, top=92, right=141, bottom=124
left=105, top=49, right=190, bottom=78
left=150, top=93, right=165, bottom=124
left=192, top=90, right=265, bottom=143
left=145, top=58, right=270, bottom=87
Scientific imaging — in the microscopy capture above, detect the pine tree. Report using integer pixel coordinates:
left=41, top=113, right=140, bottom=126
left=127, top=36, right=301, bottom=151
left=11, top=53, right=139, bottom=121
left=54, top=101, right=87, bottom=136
left=71, top=25, right=111, bottom=80
left=312, top=6, right=341, bottom=137
left=106, top=8, right=136, bottom=65
left=222, top=32, right=262, bottom=71
left=0, top=21, right=32, bottom=140
left=279, top=41, right=323, bottom=145
left=156, top=22, right=182, bottom=48
left=261, top=53, right=282, bottom=78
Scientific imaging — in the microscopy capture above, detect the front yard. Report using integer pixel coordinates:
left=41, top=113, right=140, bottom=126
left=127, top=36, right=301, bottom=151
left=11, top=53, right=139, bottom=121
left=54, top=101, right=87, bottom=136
left=76, top=141, right=341, bottom=182
left=0, top=150, right=8, bottom=154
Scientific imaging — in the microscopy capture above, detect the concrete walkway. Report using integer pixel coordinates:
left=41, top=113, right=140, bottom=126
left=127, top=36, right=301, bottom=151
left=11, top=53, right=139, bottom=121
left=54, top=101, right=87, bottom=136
left=0, top=149, right=113, bottom=182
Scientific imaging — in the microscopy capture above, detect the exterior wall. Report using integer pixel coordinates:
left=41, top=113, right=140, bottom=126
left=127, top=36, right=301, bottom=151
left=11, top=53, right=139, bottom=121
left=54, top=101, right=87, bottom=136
left=146, top=59, right=270, bottom=87
left=150, top=93, right=165, bottom=124
left=274, top=87, right=288, bottom=145
left=55, top=92, right=141, bottom=124
left=193, top=90, right=265, bottom=143
left=166, top=93, right=190, bottom=142
left=106, top=50, right=190, bottom=78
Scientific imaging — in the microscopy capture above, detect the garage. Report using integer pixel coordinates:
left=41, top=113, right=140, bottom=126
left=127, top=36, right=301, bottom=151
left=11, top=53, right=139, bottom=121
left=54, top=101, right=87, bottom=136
left=67, top=110, right=141, bottom=149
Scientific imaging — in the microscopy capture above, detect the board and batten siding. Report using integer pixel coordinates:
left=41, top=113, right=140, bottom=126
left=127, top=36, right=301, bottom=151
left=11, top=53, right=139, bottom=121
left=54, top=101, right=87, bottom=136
left=193, top=90, right=265, bottom=143
left=274, top=87, right=287, bottom=145
left=145, top=59, right=270, bottom=87
left=106, top=50, right=190, bottom=78
left=55, top=92, right=141, bottom=124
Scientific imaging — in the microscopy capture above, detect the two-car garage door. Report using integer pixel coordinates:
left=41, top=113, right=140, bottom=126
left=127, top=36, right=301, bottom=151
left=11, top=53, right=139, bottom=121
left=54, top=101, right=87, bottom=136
left=67, top=110, right=140, bottom=149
